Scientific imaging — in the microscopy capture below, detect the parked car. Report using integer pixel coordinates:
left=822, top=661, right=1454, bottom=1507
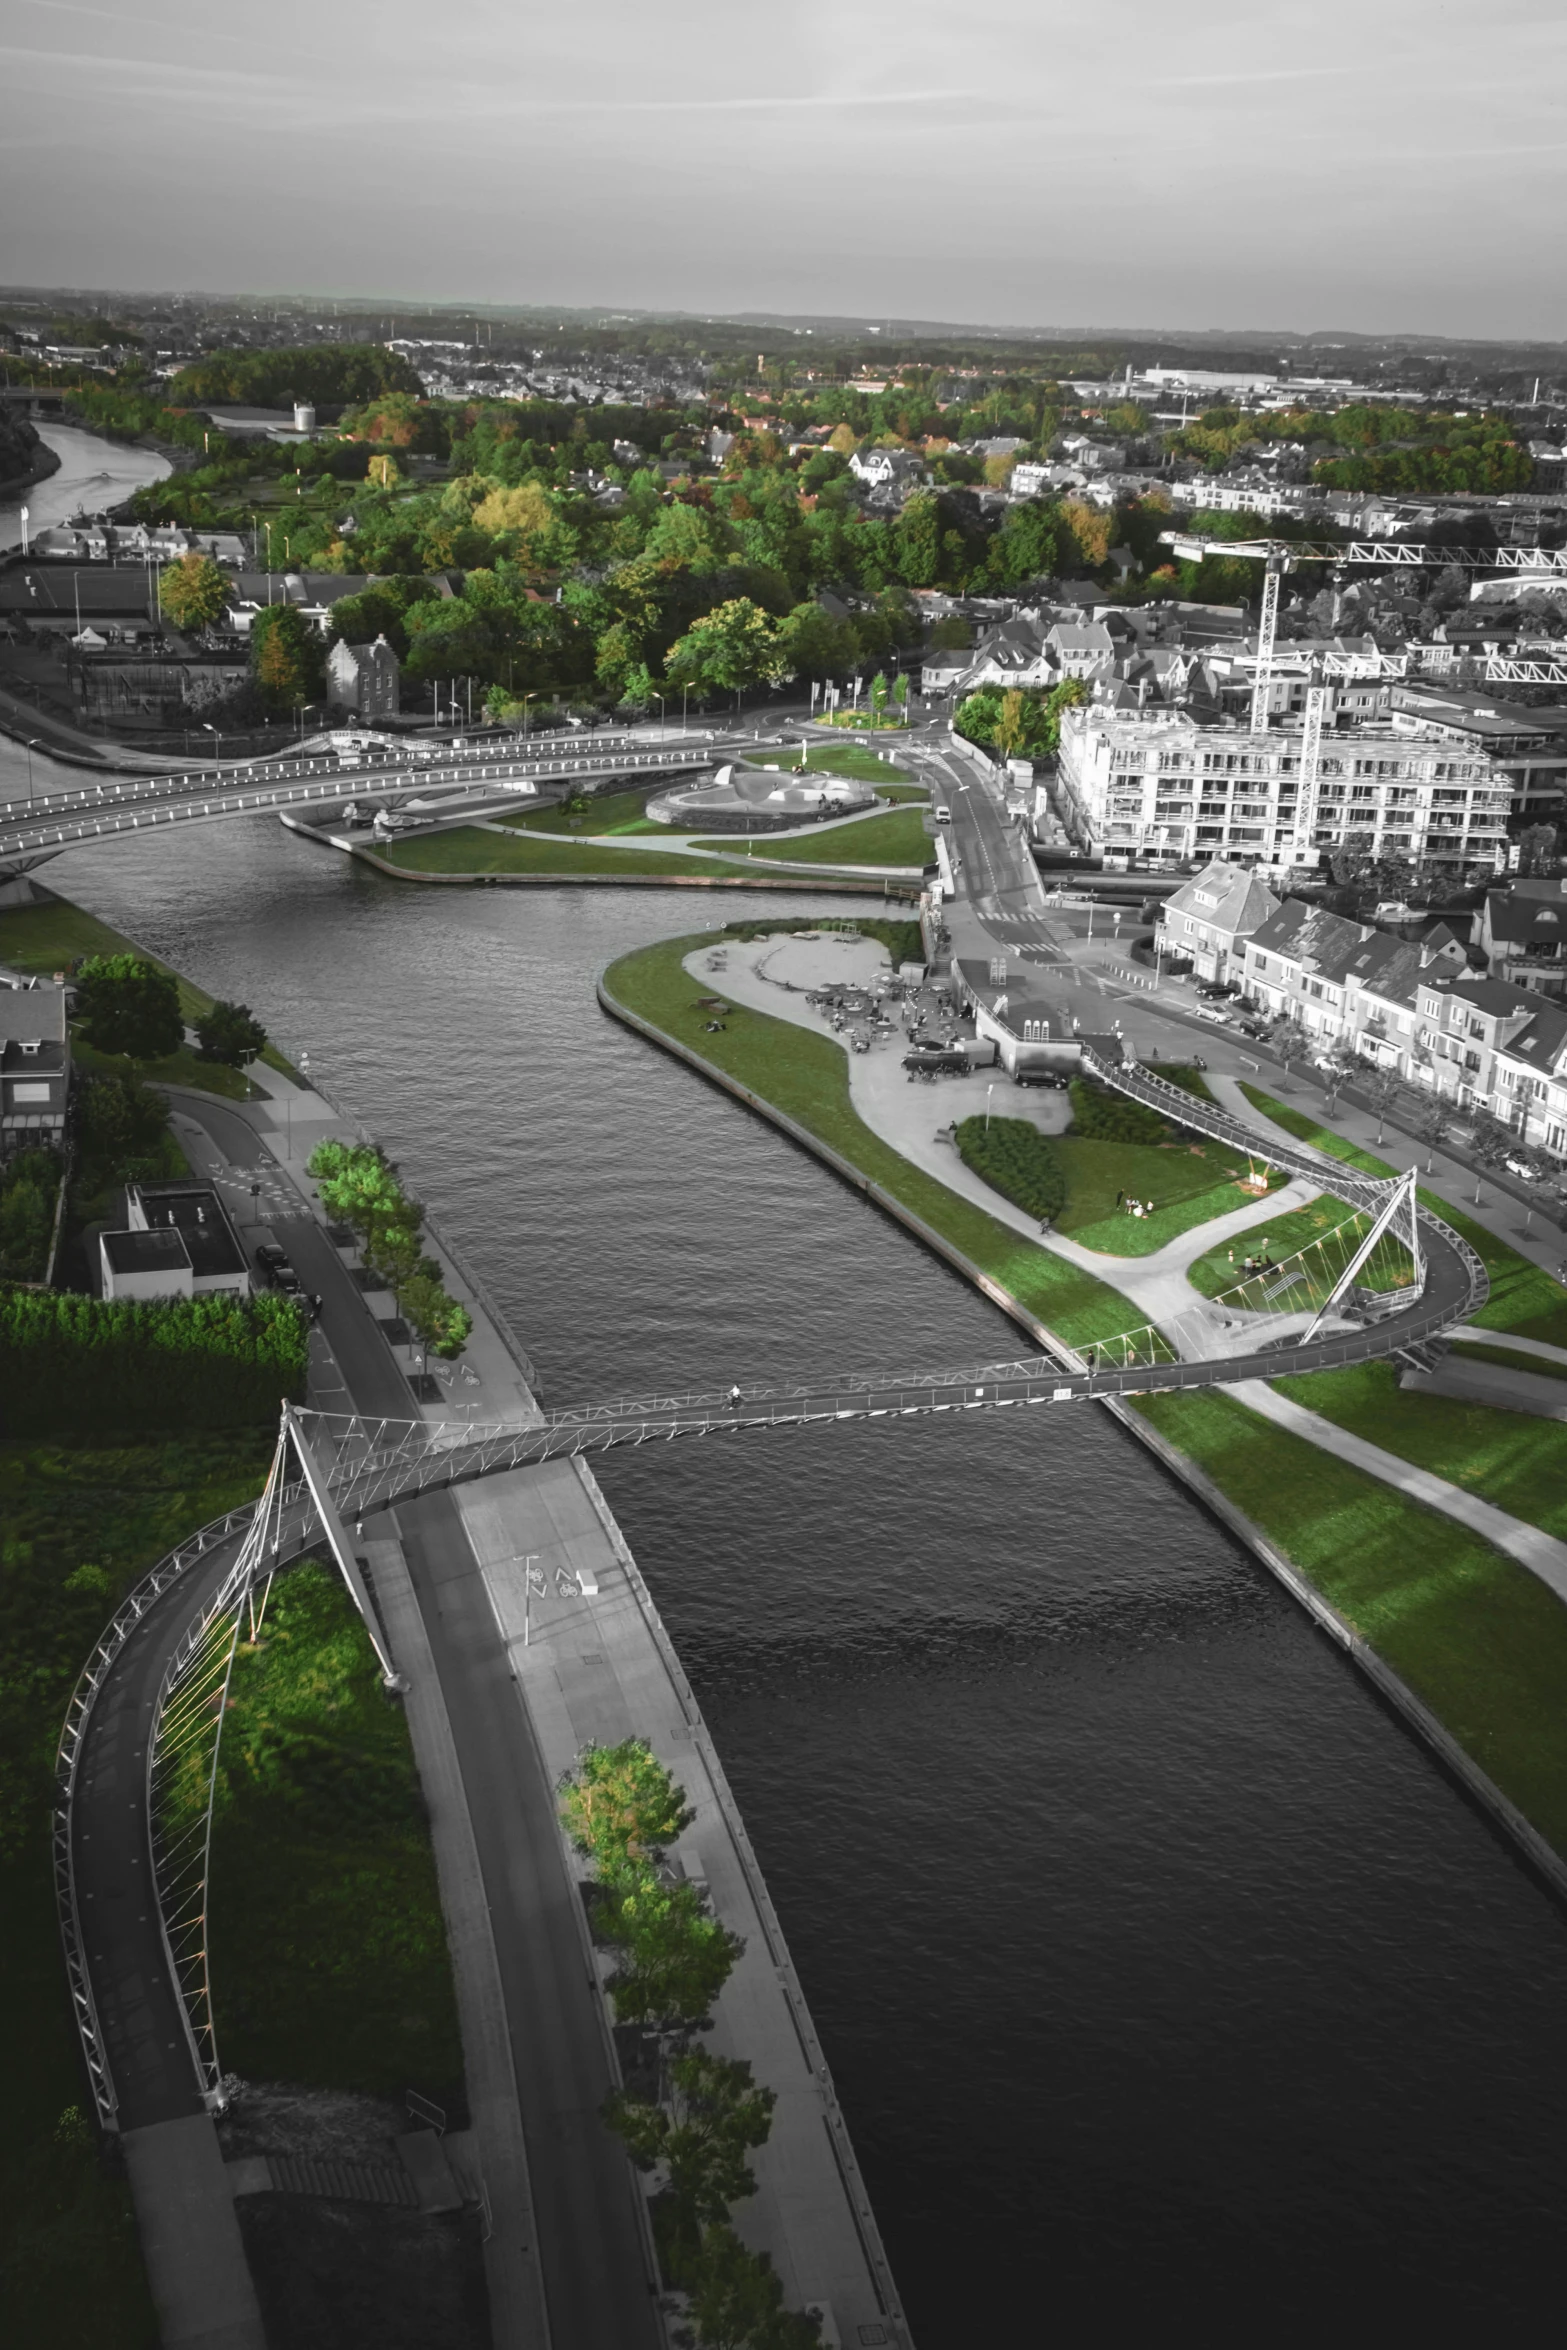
left=1197, top=980, right=1238, bottom=999
left=256, top=1242, right=302, bottom=1295
left=1195, top=1004, right=1232, bottom=1026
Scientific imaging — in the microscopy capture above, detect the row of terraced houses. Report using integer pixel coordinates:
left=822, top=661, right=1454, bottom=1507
left=1160, top=861, right=1567, bottom=1161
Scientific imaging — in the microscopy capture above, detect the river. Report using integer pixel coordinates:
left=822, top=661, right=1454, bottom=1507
left=21, top=807, right=1567, bottom=2336
left=0, top=419, right=172, bottom=554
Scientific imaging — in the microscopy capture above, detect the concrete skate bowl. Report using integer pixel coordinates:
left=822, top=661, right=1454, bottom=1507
left=646, top=760, right=877, bottom=834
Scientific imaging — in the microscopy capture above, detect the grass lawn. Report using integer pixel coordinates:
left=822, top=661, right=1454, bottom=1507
left=604, top=933, right=1142, bottom=1349
left=74, top=1034, right=257, bottom=1104
left=495, top=783, right=659, bottom=834
left=1052, top=1134, right=1285, bottom=1256
left=1184, top=1194, right=1365, bottom=1297
left=696, top=807, right=932, bottom=868
left=1271, top=1357, right=1567, bottom=1542
left=751, top=745, right=915, bottom=786
left=207, top=1562, right=463, bottom=2101
left=0, top=889, right=299, bottom=1084
left=0, top=1427, right=274, bottom=2350
left=1134, top=1387, right=1567, bottom=1855
left=1241, top=1083, right=1567, bottom=1345
left=382, top=827, right=752, bottom=880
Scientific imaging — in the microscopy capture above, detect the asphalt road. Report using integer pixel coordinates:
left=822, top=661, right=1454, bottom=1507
left=171, top=1090, right=660, bottom=2349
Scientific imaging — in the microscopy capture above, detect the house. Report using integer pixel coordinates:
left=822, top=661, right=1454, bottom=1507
left=328, top=634, right=401, bottom=718
left=99, top=1179, right=250, bottom=1301
left=959, top=619, right=1055, bottom=691
left=225, top=572, right=385, bottom=636
left=1045, top=622, right=1115, bottom=682
left=849, top=448, right=927, bottom=499
left=1475, top=876, right=1567, bottom=993
left=1159, top=861, right=1280, bottom=982
left=1, top=982, right=70, bottom=1154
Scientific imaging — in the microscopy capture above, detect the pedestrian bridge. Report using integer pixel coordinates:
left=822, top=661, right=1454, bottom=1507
left=55, top=1038, right=1488, bottom=2131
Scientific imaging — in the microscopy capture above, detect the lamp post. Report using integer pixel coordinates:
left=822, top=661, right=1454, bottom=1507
left=19, top=504, right=29, bottom=556
left=24, top=736, right=41, bottom=810
left=985, top=1082, right=995, bottom=1131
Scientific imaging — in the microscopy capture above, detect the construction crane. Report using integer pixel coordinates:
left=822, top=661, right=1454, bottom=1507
left=1159, top=532, right=1567, bottom=730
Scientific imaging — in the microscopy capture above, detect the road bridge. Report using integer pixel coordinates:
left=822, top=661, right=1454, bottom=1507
left=0, top=740, right=715, bottom=862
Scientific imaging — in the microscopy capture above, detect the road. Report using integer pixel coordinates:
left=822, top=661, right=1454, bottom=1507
left=78, top=1088, right=662, bottom=2350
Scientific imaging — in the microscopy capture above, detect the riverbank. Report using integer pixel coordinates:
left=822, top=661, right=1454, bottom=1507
left=600, top=929, right=1567, bottom=1893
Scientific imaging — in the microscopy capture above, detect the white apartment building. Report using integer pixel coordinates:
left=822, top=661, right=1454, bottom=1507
left=1055, top=706, right=1511, bottom=871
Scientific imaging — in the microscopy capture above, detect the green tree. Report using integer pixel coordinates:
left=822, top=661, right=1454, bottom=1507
left=75, top=954, right=183, bottom=1062
left=665, top=599, right=783, bottom=696
left=158, top=550, right=229, bottom=633
left=250, top=604, right=325, bottom=710
left=559, top=1739, right=694, bottom=1870
left=598, top=1874, right=743, bottom=2026
left=398, top=1264, right=473, bottom=1359
left=604, top=2049, right=776, bottom=2227
left=75, top=1070, right=170, bottom=1187
left=684, top=2225, right=822, bottom=2349
left=195, top=1000, right=266, bottom=1067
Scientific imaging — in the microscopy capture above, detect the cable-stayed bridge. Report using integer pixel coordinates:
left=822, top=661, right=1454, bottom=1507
left=55, top=1041, right=1487, bottom=2127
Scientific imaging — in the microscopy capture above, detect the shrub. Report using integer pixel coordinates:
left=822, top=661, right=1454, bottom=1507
left=0, top=1149, right=61, bottom=1282
left=0, top=1289, right=307, bottom=1436
left=954, top=1116, right=1066, bottom=1221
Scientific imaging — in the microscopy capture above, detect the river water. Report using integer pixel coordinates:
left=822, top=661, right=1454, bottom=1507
left=23, top=808, right=1567, bottom=2336
left=0, top=420, right=171, bottom=554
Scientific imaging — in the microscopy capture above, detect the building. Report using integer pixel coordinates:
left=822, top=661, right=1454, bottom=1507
left=98, top=1178, right=250, bottom=1301
left=1, top=982, right=69, bottom=1155
left=1475, top=876, right=1567, bottom=993
left=327, top=634, right=401, bottom=718
left=1045, top=621, right=1115, bottom=681
left=952, top=957, right=1120, bottom=1077
left=1056, top=705, right=1510, bottom=870
left=1239, top=899, right=1427, bottom=1054
left=1158, top=860, right=1280, bottom=982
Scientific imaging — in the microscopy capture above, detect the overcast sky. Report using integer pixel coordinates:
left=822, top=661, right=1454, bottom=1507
left=3, top=0, right=1563, bottom=341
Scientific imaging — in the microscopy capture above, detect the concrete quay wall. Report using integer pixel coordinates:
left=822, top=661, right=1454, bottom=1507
left=597, top=975, right=1567, bottom=1911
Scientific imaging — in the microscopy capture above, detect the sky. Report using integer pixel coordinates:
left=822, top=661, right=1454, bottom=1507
left=3, top=0, right=1565, bottom=341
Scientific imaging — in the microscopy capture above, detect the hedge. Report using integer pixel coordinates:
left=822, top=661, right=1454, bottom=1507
left=0, top=1290, right=307, bottom=1436
left=954, top=1116, right=1067, bottom=1221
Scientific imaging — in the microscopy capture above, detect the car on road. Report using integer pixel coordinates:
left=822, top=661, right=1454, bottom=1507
left=255, top=1242, right=302, bottom=1294
left=934, top=805, right=952, bottom=823
left=1194, top=1004, right=1233, bottom=1025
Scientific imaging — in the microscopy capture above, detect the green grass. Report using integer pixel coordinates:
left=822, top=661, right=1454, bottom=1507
left=381, top=827, right=751, bottom=879
left=73, top=1035, right=257, bottom=1103
left=1184, top=1194, right=1364, bottom=1298
left=694, top=807, right=932, bottom=868
left=207, top=1562, right=463, bottom=2099
left=0, top=1427, right=274, bottom=2350
left=751, top=745, right=915, bottom=785
left=0, top=890, right=299, bottom=1083
left=1240, top=1083, right=1567, bottom=1345
left=1271, top=1358, right=1567, bottom=1542
left=604, top=933, right=1141, bottom=1348
left=495, top=783, right=660, bottom=834
left=1133, top=1387, right=1567, bottom=1854
left=1051, top=1136, right=1284, bottom=1255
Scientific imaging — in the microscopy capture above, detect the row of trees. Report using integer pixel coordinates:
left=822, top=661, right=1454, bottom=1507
left=306, top=1142, right=472, bottom=1358
left=559, top=1740, right=818, bottom=2346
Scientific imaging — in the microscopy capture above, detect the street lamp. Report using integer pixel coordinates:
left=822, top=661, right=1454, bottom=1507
left=24, top=736, right=42, bottom=809
left=985, top=1082, right=995, bottom=1131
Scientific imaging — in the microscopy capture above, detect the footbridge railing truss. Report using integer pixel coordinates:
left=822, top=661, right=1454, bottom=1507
left=64, top=1051, right=1490, bottom=2124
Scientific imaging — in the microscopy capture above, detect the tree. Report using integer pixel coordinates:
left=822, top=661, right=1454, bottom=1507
left=250, top=604, right=325, bottom=710
left=1363, top=1059, right=1404, bottom=1144
left=560, top=1739, right=694, bottom=1870
left=604, top=2050, right=776, bottom=2227
left=1319, top=1040, right=1360, bottom=1113
left=1518, top=821, right=1559, bottom=875
left=75, top=954, right=183, bottom=1062
left=398, top=1264, right=473, bottom=1359
left=665, top=599, right=783, bottom=697
left=868, top=671, right=889, bottom=725
left=893, top=671, right=909, bottom=716
left=1266, top=1010, right=1310, bottom=1080
left=598, top=1874, right=744, bottom=2026
left=195, top=999, right=266, bottom=1067
left=682, top=2225, right=822, bottom=2350
left=158, top=551, right=228, bottom=634
left=75, top=1070, right=170, bottom=1186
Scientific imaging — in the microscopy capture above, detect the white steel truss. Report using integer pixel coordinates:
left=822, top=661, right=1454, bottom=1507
left=1300, top=1168, right=1422, bottom=1343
